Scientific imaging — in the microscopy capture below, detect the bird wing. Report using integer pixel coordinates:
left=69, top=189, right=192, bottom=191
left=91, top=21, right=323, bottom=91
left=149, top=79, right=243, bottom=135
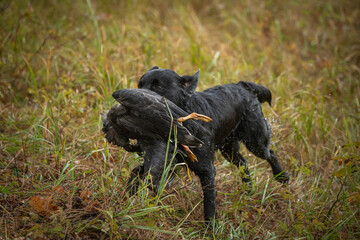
left=110, top=89, right=204, bottom=147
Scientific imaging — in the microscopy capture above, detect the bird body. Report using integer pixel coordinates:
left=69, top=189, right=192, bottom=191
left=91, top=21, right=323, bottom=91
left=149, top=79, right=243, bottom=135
left=102, top=89, right=210, bottom=153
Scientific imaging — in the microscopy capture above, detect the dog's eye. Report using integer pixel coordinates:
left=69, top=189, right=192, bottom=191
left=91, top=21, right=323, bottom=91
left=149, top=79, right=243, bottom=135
left=152, top=79, right=163, bottom=90
left=154, top=84, right=163, bottom=90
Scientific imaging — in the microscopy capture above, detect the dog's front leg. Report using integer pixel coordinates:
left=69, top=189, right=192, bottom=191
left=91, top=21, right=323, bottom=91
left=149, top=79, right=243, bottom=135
left=126, top=165, right=144, bottom=195
left=189, top=160, right=217, bottom=226
left=199, top=171, right=216, bottom=224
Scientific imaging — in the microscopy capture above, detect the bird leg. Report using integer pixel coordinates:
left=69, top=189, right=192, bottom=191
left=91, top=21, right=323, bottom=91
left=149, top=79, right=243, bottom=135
left=177, top=112, right=212, bottom=123
left=181, top=144, right=198, bottom=162
left=177, top=112, right=211, bottom=162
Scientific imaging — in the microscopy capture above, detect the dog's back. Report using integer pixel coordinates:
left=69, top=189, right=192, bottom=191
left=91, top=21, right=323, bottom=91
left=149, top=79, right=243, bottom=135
left=184, top=84, right=248, bottom=142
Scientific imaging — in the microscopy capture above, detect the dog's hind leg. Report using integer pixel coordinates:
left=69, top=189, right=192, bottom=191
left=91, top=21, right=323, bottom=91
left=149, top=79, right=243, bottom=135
left=267, top=149, right=289, bottom=183
left=241, top=102, right=289, bottom=183
left=219, top=136, right=252, bottom=185
left=244, top=142, right=289, bottom=183
left=245, top=142, right=289, bottom=183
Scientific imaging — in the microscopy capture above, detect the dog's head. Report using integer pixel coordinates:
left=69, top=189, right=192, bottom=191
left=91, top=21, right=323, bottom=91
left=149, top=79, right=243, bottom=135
left=138, top=66, right=199, bottom=107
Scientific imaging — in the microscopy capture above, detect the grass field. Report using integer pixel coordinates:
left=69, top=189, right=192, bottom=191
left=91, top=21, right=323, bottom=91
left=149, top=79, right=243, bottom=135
left=0, top=0, right=359, bottom=239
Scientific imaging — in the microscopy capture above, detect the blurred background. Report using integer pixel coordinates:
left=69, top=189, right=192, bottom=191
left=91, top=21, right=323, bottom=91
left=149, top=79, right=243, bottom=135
left=0, top=0, right=359, bottom=239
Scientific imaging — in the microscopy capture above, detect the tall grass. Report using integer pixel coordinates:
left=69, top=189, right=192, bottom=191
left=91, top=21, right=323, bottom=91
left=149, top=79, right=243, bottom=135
left=0, top=0, right=359, bottom=239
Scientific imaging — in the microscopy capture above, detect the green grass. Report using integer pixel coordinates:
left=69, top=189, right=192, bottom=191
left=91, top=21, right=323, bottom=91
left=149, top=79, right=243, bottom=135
left=1, top=0, right=359, bottom=239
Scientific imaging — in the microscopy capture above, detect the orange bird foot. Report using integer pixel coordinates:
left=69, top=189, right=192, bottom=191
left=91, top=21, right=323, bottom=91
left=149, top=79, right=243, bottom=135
left=181, top=144, right=198, bottom=162
left=177, top=112, right=212, bottom=123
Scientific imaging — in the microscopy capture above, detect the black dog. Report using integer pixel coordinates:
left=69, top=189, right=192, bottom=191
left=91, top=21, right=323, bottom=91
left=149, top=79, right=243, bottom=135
left=137, top=66, right=289, bottom=223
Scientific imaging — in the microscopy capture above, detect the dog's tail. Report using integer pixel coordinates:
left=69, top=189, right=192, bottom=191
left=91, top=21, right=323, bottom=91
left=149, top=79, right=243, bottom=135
left=238, top=81, right=272, bottom=106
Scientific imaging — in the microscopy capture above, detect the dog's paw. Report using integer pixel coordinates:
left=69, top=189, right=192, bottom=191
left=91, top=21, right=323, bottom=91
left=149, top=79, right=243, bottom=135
left=241, top=177, right=253, bottom=193
left=274, top=171, right=290, bottom=184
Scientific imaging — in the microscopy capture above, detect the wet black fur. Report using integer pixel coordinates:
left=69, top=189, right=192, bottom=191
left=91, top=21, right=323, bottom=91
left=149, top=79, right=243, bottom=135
left=135, top=66, right=289, bottom=224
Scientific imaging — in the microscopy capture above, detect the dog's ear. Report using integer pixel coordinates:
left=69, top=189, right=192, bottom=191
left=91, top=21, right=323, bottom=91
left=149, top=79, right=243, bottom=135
left=149, top=66, right=159, bottom=71
left=180, top=69, right=199, bottom=93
